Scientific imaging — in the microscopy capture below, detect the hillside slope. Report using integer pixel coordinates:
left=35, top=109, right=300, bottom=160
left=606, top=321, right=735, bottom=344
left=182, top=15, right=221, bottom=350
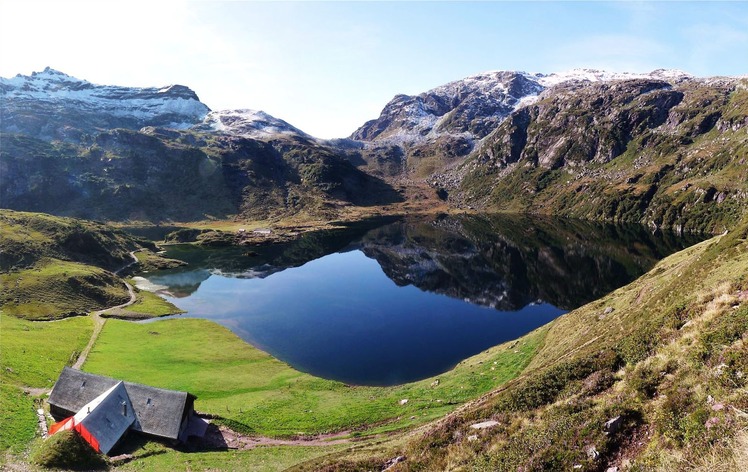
left=0, top=210, right=153, bottom=319
left=456, top=77, right=748, bottom=233
left=0, top=128, right=401, bottom=222
left=0, top=70, right=402, bottom=222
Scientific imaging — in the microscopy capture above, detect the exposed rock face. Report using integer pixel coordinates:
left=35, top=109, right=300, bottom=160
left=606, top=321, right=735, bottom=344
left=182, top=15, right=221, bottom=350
left=347, top=69, right=705, bottom=179
left=352, top=71, right=542, bottom=143
left=477, top=79, right=686, bottom=169
left=459, top=75, right=748, bottom=233
left=0, top=67, right=210, bottom=141
left=349, top=71, right=543, bottom=176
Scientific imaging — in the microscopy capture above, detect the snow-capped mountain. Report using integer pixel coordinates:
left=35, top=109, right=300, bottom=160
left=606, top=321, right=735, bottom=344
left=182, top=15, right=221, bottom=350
left=0, top=67, right=210, bottom=140
left=194, top=109, right=313, bottom=140
left=347, top=68, right=706, bottom=177
left=351, top=68, right=696, bottom=146
left=351, top=71, right=543, bottom=144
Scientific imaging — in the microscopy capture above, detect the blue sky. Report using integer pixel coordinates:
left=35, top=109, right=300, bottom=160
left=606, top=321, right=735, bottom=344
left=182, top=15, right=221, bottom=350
left=1, top=1, right=746, bottom=138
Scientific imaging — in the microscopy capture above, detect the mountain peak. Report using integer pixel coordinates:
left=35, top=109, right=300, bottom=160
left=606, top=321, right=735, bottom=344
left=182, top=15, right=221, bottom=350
left=0, top=68, right=210, bottom=140
left=33, top=67, right=80, bottom=80
left=198, top=109, right=312, bottom=140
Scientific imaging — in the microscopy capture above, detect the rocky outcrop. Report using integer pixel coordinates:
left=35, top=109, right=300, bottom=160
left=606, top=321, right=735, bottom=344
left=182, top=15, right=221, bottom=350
left=460, top=76, right=748, bottom=233
left=349, top=71, right=543, bottom=176
left=347, top=69, right=706, bottom=179
left=476, top=79, right=686, bottom=169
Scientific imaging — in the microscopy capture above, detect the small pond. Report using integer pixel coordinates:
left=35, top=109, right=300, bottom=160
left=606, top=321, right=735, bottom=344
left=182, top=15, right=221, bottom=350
left=136, top=214, right=703, bottom=386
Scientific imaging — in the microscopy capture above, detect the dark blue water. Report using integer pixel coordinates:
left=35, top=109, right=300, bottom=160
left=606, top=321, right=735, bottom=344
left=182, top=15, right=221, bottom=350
left=139, top=215, right=702, bottom=386
left=152, top=250, right=562, bottom=385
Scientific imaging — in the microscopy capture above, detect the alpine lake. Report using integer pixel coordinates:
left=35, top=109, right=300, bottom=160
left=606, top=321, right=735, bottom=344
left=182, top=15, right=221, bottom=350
left=133, top=214, right=703, bottom=386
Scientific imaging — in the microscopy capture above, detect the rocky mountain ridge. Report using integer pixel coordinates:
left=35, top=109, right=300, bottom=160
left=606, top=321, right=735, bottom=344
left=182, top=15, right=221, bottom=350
left=453, top=74, right=748, bottom=233
left=2, top=66, right=745, bottom=230
left=347, top=68, right=710, bottom=177
left=0, top=68, right=400, bottom=221
left=0, top=67, right=211, bottom=141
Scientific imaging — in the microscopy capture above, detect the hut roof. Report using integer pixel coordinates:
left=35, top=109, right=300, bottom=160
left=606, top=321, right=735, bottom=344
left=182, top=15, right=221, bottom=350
left=73, top=382, right=135, bottom=454
left=48, top=367, right=195, bottom=441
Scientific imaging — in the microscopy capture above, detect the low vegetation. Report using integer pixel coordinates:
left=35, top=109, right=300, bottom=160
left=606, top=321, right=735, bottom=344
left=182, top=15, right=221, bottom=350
left=0, top=314, right=92, bottom=462
left=0, top=314, right=92, bottom=389
left=0, top=258, right=130, bottom=320
left=30, top=430, right=109, bottom=470
left=0, top=383, right=38, bottom=453
left=102, top=286, right=184, bottom=320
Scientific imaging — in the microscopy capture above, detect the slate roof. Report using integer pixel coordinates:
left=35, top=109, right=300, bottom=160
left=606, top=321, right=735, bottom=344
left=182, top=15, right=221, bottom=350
left=48, top=367, right=195, bottom=441
left=73, top=382, right=135, bottom=454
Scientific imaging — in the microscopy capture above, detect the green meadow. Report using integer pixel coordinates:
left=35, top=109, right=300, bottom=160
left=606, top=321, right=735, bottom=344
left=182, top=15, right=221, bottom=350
left=0, top=314, right=93, bottom=454
left=83, top=318, right=546, bottom=438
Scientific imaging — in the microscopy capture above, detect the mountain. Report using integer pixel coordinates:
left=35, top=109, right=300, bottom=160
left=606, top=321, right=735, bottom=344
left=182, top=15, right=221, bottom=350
left=347, top=68, right=697, bottom=178
left=0, top=67, right=210, bottom=141
left=0, top=69, right=401, bottom=221
left=195, top=109, right=314, bottom=140
left=455, top=74, right=748, bottom=233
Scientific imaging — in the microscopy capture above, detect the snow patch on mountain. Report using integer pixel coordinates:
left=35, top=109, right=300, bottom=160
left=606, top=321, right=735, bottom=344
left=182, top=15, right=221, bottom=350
left=199, top=109, right=313, bottom=140
left=532, top=68, right=693, bottom=87
left=0, top=67, right=210, bottom=128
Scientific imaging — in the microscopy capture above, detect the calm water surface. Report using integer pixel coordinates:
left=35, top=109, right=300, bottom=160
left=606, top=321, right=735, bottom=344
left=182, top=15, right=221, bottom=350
left=138, top=215, right=702, bottom=385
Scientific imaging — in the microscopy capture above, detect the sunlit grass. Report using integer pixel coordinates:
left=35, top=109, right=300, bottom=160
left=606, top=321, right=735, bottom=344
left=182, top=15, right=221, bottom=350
left=84, top=318, right=546, bottom=438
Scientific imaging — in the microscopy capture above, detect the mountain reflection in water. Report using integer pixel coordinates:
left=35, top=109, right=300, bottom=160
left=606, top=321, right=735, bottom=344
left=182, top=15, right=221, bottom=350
left=141, top=214, right=702, bottom=385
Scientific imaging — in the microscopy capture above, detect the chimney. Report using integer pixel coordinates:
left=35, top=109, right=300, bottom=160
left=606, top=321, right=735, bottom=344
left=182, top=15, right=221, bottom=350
left=122, top=401, right=127, bottom=416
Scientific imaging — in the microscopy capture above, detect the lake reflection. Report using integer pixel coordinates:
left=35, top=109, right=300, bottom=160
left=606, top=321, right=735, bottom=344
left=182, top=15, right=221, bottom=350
left=142, top=215, right=701, bottom=385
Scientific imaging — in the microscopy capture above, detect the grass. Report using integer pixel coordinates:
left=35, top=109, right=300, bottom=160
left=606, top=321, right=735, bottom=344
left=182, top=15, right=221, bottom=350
left=83, top=318, right=546, bottom=438
left=0, top=313, right=92, bottom=454
left=116, top=443, right=352, bottom=472
left=104, top=284, right=184, bottom=319
left=0, top=258, right=130, bottom=320
left=0, top=383, right=38, bottom=453
left=0, top=313, right=92, bottom=388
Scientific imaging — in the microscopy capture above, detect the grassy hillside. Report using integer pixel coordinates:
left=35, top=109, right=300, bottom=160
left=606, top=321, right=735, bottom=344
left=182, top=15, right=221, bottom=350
left=0, top=210, right=144, bottom=320
left=308, top=216, right=748, bottom=471
left=0, top=210, right=186, bottom=320
left=0, top=210, right=145, bottom=271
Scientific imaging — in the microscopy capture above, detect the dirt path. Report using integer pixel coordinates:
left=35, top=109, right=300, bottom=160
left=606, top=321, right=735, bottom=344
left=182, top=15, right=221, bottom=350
left=210, top=424, right=354, bottom=450
left=71, top=252, right=139, bottom=370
